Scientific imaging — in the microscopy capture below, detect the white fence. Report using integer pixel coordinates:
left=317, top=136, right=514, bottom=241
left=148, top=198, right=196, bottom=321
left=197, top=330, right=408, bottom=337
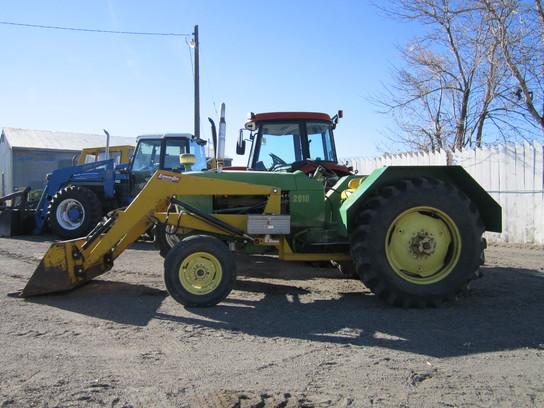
left=344, top=141, right=544, bottom=246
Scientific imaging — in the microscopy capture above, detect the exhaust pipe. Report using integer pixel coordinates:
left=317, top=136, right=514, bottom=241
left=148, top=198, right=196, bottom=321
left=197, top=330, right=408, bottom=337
left=103, top=130, right=110, bottom=161
left=216, top=103, right=226, bottom=173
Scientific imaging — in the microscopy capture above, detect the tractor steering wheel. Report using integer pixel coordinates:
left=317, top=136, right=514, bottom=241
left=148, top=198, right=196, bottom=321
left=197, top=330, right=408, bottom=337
left=268, top=153, right=287, bottom=170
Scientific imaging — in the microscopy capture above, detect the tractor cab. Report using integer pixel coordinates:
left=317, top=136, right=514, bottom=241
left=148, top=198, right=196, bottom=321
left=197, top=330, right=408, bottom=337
left=128, top=133, right=208, bottom=198
left=236, top=111, right=352, bottom=187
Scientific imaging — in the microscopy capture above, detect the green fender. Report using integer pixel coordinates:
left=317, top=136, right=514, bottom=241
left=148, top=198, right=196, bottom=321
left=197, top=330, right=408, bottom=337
left=339, top=166, right=502, bottom=235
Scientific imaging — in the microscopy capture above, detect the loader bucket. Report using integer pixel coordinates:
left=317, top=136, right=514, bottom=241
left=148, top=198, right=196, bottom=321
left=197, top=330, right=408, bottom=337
left=21, top=239, right=114, bottom=296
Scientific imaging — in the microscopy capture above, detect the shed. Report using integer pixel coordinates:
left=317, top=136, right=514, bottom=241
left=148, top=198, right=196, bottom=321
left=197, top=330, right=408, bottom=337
left=0, top=128, right=135, bottom=195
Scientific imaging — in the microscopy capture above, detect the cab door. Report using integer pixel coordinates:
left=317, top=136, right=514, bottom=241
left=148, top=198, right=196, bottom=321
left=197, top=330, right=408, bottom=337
left=128, top=139, right=162, bottom=198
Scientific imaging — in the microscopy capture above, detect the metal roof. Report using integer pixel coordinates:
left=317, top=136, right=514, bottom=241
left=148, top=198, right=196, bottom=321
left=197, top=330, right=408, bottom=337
left=1, top=127, right=135, bottom=152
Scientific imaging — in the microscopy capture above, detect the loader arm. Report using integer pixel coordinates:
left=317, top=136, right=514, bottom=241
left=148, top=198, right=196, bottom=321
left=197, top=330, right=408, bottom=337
left=22, top=170, right=282, bottom=296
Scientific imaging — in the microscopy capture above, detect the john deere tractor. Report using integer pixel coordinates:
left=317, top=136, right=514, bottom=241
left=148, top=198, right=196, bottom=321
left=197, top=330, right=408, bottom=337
left=19, top=105, right=501, bottom=308
left=153, top=110, right=353, bottom=256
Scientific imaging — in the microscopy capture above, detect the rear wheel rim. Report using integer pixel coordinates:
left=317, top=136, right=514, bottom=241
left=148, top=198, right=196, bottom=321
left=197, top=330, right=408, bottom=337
left=56, top=199, right=85, bottom=230
left=165, top=225, right=181, bottom=248
left=178, top=252, right=223, bottom=295
left=385, top=206, right=461, bottom=284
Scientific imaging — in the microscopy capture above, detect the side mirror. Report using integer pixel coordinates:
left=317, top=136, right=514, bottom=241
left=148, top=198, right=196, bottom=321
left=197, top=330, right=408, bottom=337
left=331, top=109, right=344, bottom=129
left=236, top=129, right=246, bottom=155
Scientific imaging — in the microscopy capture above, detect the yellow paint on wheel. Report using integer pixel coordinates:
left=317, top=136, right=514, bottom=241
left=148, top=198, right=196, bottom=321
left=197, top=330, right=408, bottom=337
left=386, top=207, right=461, bottom=284
left=178, top=252, right=223, bottom=295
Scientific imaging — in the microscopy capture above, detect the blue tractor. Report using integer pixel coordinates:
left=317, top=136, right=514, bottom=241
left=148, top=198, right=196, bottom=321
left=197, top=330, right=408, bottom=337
left=0, top=133, right=207, bottom=239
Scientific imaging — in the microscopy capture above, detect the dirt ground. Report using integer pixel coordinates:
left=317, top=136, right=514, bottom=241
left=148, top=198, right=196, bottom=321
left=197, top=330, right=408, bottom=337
left=0, top=234, right=543, bottom=408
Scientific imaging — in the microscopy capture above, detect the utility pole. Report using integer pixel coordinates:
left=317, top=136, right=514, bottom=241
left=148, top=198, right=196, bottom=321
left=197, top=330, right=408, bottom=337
left=193, top=25, right=200, bottom=140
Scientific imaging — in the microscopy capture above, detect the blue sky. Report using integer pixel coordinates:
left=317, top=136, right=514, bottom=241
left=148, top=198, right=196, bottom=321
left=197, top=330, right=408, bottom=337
left=1, top=0, right=413, bottom=163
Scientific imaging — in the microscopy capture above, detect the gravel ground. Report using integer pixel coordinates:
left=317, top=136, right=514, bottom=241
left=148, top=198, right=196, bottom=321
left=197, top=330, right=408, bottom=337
left=0, top=234, right=543, bottom=407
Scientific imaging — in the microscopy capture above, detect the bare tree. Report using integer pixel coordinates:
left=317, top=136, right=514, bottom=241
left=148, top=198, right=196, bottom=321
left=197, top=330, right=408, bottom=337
left=373, top=0, right=541, bottom=153
left=478, top=0, right=544, bottom=135
left=378, top=41, right=458, bottom=152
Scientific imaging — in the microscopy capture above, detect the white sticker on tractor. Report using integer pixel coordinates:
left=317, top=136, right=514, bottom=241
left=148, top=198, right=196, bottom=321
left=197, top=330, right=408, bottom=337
left=157, top=173, right=181, bottom=183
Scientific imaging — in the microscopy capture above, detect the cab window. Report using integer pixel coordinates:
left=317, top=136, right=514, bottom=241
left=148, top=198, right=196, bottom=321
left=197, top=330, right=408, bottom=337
left=132, top=140, right=161, bottom=172
left=254, top=122, right=303, bottom=170
left=164, top=139, right=190, bottom=170
left=307, top=122, right=336, bottom=162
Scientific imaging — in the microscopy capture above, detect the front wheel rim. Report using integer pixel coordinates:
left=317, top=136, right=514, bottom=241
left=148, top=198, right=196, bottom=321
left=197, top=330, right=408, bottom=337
left=56, top=199, right=85, bottom=230
left=386, top=206, right=461, bottom=284
left=178, top=252, right=223, bottom=295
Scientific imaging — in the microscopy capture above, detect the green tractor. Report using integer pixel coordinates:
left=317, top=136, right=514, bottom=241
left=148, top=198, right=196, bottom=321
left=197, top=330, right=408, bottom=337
left=153, top=110, right=353, bottom=256
left=20, top=106, right=501, bottom=308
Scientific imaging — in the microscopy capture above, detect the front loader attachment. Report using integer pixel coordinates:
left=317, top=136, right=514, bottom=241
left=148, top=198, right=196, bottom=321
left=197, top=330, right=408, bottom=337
left=21, top=239, right=114, bottom=296
left=19, top=170, right=176, bottom=297
left=18, top=170, right=283, bottom=297
left=19, top=197, right=159, bottom=297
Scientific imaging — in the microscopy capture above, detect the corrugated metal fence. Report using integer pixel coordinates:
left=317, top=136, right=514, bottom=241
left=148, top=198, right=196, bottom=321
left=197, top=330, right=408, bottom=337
left=344, top=141, right=544, bottom=246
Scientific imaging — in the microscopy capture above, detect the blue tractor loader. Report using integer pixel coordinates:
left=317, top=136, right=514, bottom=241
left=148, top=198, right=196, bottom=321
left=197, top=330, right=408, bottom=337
left=0, top=133, right=207, bottom=239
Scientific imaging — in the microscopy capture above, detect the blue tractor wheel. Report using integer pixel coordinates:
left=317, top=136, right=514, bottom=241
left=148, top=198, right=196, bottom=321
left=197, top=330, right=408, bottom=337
left=49, top=186, right=103, bottom=239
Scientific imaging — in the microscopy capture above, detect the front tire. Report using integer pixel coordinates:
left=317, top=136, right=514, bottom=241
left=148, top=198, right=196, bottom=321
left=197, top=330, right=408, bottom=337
left=350, top=177, right=486, bottom=308
left=49, top=186, right=103, bottom=239
left=164, top=235, right=237, bottom=307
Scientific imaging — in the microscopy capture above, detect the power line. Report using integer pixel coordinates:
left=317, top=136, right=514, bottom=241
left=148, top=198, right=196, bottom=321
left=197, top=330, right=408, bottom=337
left=0, top=20, right=190, bottom=37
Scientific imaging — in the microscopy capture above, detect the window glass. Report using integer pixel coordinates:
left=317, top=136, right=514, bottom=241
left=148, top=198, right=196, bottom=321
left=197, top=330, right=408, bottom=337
left=83, top=154, right=96, bottom=164
left=164, top=140, right=189, bottom=169
left=307, top=122, right=336, bottom=162
left=97, top=150, right=122, bottom=165
left=256, top=123, right=303, bottom=170
left=132, top=140, right=161, bottom=172
left=191, top=142, right=207, bottom=171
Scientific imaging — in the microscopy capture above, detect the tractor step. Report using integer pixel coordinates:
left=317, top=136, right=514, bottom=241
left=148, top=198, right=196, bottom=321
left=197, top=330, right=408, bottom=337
left=308, top=241, right=350, bottom=246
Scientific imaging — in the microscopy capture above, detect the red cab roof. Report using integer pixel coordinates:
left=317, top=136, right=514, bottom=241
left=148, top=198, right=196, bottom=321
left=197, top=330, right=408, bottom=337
left=246, top=112, right=332, bottom=129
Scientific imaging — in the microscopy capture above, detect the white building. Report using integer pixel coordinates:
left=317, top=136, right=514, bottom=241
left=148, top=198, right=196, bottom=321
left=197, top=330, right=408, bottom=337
left=0, top=128, right=134, bottom=195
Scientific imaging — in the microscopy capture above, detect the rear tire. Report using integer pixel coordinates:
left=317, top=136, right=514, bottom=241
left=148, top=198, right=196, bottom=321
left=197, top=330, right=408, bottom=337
left=153, top=223, right=182, bottom=258
left=49, top=186, right=103, bottom=240
left=350, top=177, right=486, bottom=308
left=331, top=260, right=358, bottom=279
left=164, top=235, right=237, bottom=307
